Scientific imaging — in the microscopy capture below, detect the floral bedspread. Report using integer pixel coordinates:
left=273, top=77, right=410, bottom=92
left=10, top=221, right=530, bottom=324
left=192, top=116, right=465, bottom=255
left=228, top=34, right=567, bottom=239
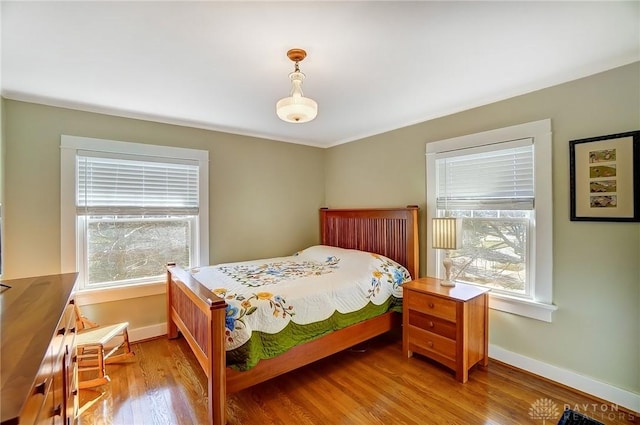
left=191, top=245, right=411, bottom=368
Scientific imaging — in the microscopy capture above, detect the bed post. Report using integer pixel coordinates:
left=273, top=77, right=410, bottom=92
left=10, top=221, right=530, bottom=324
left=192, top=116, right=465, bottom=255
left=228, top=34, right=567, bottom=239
left=405, top=205, right=420, bottom=280
left=319, top=207, right=328, bottom=244
left=166, top=263, right=179, bottom=339
left=207, top=297, right=227, bottom=425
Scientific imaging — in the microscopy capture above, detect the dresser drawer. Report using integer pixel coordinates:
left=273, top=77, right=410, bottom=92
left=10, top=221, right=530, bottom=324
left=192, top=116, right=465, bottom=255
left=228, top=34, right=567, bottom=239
left=20, top=380, right=48, bottom=425
left=35, top=382, right=57, bottom=425
left=407, top=309, right=457, bottom=340
left=407, top=326, right=457, bottom=361
left=406, top=291, right=457, bottom=321
left=52, top=303, right=77, bottom=354
left=64, top=346, right=79, bottom=423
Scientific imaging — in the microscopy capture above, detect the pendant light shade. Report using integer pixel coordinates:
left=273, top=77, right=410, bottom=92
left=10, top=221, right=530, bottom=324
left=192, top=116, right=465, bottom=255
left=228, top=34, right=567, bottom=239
left=276, top=49, right=318, bottom=123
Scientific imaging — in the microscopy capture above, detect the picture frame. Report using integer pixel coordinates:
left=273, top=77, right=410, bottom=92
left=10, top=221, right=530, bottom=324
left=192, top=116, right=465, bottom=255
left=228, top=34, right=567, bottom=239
left=569, top=130, right=640, bottom=222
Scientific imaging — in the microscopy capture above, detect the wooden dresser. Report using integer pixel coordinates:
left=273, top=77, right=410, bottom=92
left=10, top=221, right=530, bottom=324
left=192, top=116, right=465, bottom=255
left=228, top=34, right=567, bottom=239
left=1, top=273, right=79, bottom=425
left=402, top=277, right=490, bottom=383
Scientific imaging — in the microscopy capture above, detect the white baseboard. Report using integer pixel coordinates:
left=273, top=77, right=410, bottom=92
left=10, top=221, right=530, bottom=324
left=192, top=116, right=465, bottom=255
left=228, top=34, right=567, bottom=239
left=490, top=344, right=640, bottom=414
left=129, top=322, right=167, bottom=343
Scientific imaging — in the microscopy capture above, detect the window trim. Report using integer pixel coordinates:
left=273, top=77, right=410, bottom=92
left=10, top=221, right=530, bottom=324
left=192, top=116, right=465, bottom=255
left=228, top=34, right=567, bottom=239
left=61, top=135, right=209, bottom=301
left=426, top=119, right=556, bottom=322
left=75, top=281, right=166, bottom=305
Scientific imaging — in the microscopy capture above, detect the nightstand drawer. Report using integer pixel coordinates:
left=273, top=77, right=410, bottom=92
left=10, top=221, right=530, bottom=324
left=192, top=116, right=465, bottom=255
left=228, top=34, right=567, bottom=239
left=407, top=309, right=457, bottom=340
left=408, top=326, right=456, bottom=360
left=406, top=291, right=456, bottom=321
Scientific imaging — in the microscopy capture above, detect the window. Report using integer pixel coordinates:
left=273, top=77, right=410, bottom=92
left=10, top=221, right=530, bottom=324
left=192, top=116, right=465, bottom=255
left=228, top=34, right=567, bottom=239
left=61, top=136, right=209, bottom=301
left=426, top=120, right=556, bottom=322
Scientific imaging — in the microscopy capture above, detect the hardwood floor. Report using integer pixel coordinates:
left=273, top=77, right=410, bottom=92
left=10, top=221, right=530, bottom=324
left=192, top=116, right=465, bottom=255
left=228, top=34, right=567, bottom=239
left=79, top=332, right=638, bottom=425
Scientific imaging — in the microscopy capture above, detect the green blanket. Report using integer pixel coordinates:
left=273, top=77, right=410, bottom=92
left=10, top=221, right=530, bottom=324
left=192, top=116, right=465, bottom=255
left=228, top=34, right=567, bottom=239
left=227, top=296, right=402, bottom=371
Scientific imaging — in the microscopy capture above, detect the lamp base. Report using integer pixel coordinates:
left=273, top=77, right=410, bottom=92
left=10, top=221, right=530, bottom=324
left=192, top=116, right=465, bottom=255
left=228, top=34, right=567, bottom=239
left=441, top=253, right=455, bottom=287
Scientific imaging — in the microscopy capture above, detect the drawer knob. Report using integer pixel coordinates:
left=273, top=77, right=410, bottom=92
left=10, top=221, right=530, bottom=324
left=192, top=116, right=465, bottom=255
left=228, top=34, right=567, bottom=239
left=428, top=302, right=434, bottom=308
left=427, top=341, right=434, bottom=348
left=428, top=321, right=434, bottom=328
left=34, top=381, right=46, bottom=395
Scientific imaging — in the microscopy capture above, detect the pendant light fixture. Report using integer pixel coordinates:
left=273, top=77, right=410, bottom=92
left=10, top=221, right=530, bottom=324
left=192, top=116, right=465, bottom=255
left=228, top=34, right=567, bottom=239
left=276, top=48, right=318, bottom=123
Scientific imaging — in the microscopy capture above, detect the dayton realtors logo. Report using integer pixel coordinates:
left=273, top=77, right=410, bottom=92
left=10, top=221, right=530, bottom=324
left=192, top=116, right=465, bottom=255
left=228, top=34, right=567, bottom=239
left=529, top=398, right=560, bottom=424
left=529, top=398, right=637, bottom=423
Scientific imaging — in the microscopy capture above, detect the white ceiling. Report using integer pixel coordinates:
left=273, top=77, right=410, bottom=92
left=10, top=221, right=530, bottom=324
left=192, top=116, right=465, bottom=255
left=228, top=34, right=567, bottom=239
left=2, top=1, right=639, bottom=148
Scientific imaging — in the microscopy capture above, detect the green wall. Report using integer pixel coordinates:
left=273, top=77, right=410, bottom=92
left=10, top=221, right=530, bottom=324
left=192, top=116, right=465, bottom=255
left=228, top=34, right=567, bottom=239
left=326, top=62, right=640, bottom=396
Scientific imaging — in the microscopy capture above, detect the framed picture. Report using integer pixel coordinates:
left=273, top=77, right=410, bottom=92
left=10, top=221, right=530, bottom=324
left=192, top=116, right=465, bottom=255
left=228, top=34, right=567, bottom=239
left=570, top=130, right=640, bottom=222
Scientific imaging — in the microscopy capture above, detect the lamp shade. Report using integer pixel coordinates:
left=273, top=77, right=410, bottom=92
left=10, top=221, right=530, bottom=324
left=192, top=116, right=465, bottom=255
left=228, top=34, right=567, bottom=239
left=432, top=217, right=462, bottom=250
left=276, top=91, right=318, bottom=123
left=276, top=49, right=318, bottom=123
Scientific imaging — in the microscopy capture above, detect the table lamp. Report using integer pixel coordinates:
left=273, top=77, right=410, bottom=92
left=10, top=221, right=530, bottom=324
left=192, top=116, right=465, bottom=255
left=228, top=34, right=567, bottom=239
left=432, top=217, right=462, bottom=287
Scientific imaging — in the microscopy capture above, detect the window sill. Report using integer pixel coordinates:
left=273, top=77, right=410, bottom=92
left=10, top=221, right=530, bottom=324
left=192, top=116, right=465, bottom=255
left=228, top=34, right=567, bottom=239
left=76, top=281, right=166, bottom=305
left=489, top=292, right=557, bottom=322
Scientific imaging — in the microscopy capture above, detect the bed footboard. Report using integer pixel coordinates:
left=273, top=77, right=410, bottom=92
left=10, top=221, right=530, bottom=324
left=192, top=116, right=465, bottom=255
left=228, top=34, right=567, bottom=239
left=167, top=264, right=227, bottom=425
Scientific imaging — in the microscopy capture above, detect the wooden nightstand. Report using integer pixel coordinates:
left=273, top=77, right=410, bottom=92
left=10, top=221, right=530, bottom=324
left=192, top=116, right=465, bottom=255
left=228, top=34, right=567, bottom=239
left=402, top=277, right=490, bottom=383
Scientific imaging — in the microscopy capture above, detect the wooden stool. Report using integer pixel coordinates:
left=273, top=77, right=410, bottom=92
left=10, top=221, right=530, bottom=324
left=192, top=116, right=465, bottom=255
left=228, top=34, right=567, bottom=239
left=75, top=306, right=134, bottom=389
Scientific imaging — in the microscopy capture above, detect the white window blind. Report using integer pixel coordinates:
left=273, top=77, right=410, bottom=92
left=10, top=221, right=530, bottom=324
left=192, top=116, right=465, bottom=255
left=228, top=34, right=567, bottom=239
left=77, top=151, right=199, bottom=216
left=435, top=138, right=534, bottom=210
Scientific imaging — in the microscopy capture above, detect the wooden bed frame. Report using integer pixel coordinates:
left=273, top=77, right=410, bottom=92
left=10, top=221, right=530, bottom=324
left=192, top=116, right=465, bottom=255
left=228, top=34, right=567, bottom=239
left=166, top=206, right=419, bottom=425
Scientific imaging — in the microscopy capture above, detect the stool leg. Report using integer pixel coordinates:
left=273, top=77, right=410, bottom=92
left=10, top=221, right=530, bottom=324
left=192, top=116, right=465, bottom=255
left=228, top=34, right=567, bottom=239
left=97, top=345, right=106, bottom=379
left=122, top=329, right=132, bottom=354
left=78, top=344, right=111, bottom=389
left=105, top=330, right=135, bottom=364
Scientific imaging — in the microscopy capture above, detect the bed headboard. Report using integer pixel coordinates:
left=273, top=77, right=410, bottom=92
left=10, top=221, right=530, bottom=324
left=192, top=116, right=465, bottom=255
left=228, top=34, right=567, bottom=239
left=319, top=206, right=419, bottom=279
